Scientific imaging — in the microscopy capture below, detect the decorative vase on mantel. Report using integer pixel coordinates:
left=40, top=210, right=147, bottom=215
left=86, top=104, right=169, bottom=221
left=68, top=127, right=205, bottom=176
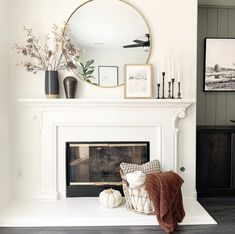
left=45, top=70, right=59, bottom=98
left=63, top=76, right=77, bottom=98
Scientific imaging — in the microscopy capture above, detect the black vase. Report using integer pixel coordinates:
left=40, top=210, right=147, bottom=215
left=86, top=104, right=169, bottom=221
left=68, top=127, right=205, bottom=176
left=63, top=76, right=77, bottom=98
left=45, top=70, right=59, bottom=98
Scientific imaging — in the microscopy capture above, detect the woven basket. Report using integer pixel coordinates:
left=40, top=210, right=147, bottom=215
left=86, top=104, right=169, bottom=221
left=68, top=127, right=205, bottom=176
left=120, top=170, right=155, bottom=215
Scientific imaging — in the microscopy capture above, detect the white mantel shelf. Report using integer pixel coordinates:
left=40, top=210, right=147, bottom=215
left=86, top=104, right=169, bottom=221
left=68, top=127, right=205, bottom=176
left=18, top=98, right=196, bottom=109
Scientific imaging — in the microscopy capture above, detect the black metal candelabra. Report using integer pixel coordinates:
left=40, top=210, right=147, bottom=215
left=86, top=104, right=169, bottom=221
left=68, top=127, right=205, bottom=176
left=177, top=82, right=182, bottom=99
left=155, top=73, right=182, bottom=100
left=171, top=78, right=175, bottom=99
left=167, top=81, right=171, bottom=99
left=161, top=72, right=166, bottom=99
left=156, top=83, right=160, bottom=99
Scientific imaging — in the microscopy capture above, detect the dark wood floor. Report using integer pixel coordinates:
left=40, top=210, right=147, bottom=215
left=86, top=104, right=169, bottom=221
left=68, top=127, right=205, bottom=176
left=0, top=197, right=235, bottom=234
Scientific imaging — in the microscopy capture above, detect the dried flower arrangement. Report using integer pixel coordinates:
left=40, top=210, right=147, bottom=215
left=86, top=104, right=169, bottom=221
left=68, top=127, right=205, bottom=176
left=14, top=24, right=80, bottom=73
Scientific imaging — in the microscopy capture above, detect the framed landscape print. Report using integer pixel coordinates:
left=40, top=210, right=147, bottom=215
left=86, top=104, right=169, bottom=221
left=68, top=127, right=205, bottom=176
left=124, top=64, right=152, bottom=98
left=98, top=66, right=118, bottom=87
left=204, top=38, right=235, bottom=91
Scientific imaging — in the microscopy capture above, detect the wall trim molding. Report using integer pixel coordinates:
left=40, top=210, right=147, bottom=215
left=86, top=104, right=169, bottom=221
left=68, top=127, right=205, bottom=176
left=199, top=4, right=235, bottom=9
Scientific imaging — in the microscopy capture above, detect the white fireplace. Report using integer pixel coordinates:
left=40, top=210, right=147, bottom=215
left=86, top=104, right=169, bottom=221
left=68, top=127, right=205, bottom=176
left=20, top=98, right=194, bottom=200
left=0, top=98, right=217, bottom=227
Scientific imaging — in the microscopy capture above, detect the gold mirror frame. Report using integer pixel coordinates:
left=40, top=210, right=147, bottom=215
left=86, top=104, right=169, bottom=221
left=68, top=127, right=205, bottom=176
left=63, top=0, right=152, bottom=88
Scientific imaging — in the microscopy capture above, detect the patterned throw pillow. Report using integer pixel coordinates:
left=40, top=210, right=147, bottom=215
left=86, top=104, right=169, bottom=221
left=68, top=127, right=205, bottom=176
left=120, top=159, right=161, bottom=176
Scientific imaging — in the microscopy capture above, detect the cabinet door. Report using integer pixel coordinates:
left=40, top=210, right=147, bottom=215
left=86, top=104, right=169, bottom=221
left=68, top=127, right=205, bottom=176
left=197, top=132, right=231, bottom=191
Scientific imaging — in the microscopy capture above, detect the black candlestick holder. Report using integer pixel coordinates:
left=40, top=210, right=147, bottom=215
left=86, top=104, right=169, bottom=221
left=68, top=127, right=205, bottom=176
left=167, top=81, right=171, bottom=99
left=177, top=82, right=182, bottom=99
left=171, top=78, right=175, bottom=99
left=161, top=72, right=166, bottom=99
left=156, top=83, right=160, bottom=99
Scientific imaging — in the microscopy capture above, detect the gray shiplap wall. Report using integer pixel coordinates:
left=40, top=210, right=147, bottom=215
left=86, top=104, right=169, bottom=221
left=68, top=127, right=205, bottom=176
left=197, top=6, right=235, bottom=126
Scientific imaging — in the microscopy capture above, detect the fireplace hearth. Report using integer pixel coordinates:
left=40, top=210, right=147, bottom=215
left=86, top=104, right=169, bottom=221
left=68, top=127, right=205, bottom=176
left=66, top=141, right=149, bottom=197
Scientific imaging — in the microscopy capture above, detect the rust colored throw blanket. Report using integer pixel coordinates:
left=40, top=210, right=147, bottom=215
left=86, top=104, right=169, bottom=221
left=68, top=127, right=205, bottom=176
left=145, top=171, right=185, bottom=233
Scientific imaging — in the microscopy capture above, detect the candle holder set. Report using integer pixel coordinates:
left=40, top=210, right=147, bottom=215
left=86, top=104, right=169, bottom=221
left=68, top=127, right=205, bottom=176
left=156, top=72, right=182, bottom=99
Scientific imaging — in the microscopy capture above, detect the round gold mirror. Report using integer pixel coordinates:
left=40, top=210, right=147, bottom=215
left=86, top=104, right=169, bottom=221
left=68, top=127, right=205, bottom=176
left=63, top=0, right=152, bottom=88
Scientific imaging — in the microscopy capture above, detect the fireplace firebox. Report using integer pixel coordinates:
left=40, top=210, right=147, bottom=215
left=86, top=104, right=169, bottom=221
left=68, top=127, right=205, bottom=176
left=66, top=141, right=150, bottom=197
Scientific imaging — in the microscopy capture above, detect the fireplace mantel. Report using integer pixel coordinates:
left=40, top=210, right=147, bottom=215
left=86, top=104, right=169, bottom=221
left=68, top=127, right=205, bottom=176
left=19, top=98, right=195, bottom=200
left=19, top=98, right=195, bottom=109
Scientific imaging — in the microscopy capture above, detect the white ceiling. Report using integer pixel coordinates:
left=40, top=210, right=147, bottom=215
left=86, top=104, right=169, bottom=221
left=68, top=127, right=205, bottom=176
left=68, top=0, right=149, bottom=48
left=199, top=0, right=235, bottom=6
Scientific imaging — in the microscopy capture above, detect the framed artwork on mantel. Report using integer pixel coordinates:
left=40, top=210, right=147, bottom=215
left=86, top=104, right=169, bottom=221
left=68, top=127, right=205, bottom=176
left=124, top=64, right=152, bottom=98
left=204, top=38, right=235, bottom=91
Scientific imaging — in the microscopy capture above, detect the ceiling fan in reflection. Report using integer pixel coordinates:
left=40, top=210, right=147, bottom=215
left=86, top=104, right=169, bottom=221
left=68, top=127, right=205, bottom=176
left=123, top=34, right=150, bottom=48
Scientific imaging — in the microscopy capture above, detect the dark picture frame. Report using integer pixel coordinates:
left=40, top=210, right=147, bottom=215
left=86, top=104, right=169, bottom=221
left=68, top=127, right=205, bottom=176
left=98, top=66, right=119, bottom=87
left=204, top=38, right=235, bottom=92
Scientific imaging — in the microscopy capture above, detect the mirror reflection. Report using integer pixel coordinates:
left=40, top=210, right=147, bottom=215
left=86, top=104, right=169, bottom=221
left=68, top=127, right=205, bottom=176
left=64, top=0, right=151, bottom=87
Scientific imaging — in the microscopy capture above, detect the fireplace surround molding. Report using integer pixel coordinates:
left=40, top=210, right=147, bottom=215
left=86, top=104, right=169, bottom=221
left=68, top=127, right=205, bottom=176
left=19, top=98, right=195, bottom=201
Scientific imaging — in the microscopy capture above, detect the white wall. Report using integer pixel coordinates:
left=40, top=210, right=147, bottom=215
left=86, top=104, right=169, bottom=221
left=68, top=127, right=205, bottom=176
left=9, top=0, right=198, bottom=198
left=0, top=0, right=11, bottom=207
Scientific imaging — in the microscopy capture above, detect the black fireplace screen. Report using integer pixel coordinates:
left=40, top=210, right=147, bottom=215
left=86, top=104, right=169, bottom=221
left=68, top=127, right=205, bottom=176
left=66, top=141, right=149, bottom=197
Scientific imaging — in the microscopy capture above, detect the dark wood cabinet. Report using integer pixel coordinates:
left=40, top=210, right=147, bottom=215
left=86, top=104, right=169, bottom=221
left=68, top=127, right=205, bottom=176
left=197, top=126, right=235, bottom=197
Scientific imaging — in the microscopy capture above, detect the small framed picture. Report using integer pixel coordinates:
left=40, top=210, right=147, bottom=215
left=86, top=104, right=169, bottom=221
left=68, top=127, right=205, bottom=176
left=204, top=38, right=235, bottom=91
left=98, top=66, right=119, bottom=87
left=124, top=64, right=153, bottom=98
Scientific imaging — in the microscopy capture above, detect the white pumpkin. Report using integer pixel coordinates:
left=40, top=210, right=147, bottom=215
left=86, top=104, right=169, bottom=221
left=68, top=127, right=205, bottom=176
left=99, top=189, right=122, bottom=208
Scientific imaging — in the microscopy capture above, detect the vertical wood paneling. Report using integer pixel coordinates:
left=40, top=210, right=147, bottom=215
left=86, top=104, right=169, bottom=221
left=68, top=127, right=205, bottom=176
left=197, top=8, right=207, bottom=125
left=205, top=8, right=218, bottom=125
left=197, top=6, right=235, bottom=126
left=227, top=9, right=235, bottom=125
left=216, top=9, right=228, bottom=125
